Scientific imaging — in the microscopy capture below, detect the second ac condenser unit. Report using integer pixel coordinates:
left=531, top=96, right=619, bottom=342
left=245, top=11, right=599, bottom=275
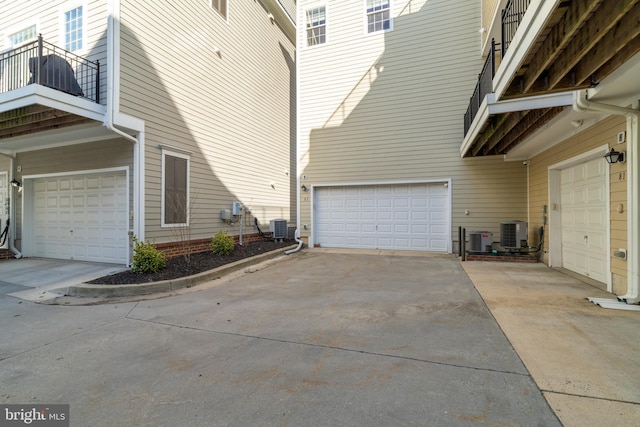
left=500, top=221, right=528, bottom=249
left=270, top=219, right=287, bottom=240
left=468, top=231, right=493, bottom=252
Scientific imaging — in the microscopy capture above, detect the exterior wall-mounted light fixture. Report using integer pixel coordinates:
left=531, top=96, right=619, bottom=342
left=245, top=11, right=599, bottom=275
left=604, top=148, right=625, bottom=164
left=10, top=178, right=21, bottom=187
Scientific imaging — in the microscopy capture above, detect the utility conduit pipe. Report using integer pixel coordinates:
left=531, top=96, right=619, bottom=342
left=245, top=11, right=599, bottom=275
left=573, top=90, right=639, bottom=304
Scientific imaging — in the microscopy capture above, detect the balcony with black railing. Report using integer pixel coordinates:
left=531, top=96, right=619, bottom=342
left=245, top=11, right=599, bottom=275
left=463, top=0, right=531, bottom=137
left=464, top=39, right=499, bottom=137
left=0, top=35, right=100, bottom=104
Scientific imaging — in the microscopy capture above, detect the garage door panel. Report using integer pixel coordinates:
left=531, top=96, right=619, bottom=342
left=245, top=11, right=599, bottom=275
left=316, top=183, right=449, bottom=252
left=561, top=158, right=607, bottom=283
left=31, top=172, right=128, bottom=264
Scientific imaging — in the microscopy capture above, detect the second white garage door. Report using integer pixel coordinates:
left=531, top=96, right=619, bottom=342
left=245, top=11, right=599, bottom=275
left=315, top=183, right=449, bottom=251
left=560, top=157, right=608, bottom=283
left=29, top=171, right=129, bottom=264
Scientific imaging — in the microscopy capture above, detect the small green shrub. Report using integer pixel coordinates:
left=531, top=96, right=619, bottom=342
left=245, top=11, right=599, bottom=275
left=211, top=230, right=235, bottom=255
left=131, top=236, right=167, bottom=274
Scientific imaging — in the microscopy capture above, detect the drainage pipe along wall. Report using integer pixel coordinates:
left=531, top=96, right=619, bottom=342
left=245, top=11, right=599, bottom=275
left=574, top=90, right=639, bottom=304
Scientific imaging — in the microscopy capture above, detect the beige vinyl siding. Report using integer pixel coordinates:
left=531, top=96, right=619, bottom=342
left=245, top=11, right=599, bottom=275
left=12, top=139, right=134, bottom=247
left=0, top=0, right=108, bottom=105
left=298, top=0, right=526, bottom=247
left=120, top=0, right=295, bottom=243
left=529, top=115, right=627, bottom=289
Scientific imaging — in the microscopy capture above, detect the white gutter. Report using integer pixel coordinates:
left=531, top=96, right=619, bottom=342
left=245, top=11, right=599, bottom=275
left=0, top=152, right=22, bottom=258
left=574, top=90, right=640, bottom=304
left=106, top=0, right=145, bottom=245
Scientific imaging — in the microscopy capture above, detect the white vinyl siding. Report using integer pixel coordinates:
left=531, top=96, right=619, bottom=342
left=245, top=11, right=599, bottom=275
left=120, top=0, right=294, bottom=243
left=298, top=0, right=527, bottom=248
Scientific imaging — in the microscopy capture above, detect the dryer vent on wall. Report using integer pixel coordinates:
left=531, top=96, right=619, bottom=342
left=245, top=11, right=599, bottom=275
left=500, top=221, right=528, bottom=249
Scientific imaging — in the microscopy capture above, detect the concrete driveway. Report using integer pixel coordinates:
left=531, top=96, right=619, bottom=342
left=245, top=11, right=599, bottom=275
left=0, top=258, right=126, bottom=302
left=0, top=250, right=560, bottom=426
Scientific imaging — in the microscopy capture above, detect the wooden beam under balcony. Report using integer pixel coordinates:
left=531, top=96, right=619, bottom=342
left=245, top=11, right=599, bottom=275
left=519, top=0, right=601, bottom=93
left=0, top=105, right=91, bottom=138
left=504, top=0, right=640, bottom=98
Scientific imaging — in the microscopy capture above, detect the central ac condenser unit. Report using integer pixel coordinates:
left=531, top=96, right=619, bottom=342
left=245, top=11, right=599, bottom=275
left=270, top=219, right=287, bottom=240
left=468, top=231, right=493, bottom=252
left=500, top=221, right=528, bottom=249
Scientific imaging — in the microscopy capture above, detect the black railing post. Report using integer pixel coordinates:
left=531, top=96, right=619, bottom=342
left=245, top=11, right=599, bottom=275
left=36, top=34, right=43, bottom=85
left=95, top=60, right=100, bottom=104
left=491, top=38, right=496, bottom=77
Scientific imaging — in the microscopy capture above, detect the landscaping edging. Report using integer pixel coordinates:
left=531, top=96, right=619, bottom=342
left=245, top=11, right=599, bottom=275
left=64, top=244, right=298, bottom=298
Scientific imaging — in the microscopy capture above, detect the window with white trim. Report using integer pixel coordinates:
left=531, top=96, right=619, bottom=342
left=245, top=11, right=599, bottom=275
left=210, top=0, right=228, bottom=19
left=162, top=151, right=190, bottom=226
left=8, top=25, right=37, bottom=48
left=63, top=5, right=83, bottom=51
left=366, top=0, right=392, bottom=33
left=305, top=6, right=326, bottom=46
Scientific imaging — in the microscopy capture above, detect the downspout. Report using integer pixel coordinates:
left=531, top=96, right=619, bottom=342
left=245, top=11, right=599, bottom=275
left=284, top=3, right=302, bottom=256
left=574, top=90, right=640, bottom=304
left=0, top=152, right=22, bottom=258
left=106, top=0, right=144, bottom=247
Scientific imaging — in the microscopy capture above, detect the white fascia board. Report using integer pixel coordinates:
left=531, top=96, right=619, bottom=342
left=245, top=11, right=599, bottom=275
left=460, top=91, right=574, bottom=157
left=0, top=85, right=105, bottom=121
left=113, top=111, right=145, bottom=133
left=493, top=0, right=561, bottom=100
left=488, top=91, right=574, bottom=114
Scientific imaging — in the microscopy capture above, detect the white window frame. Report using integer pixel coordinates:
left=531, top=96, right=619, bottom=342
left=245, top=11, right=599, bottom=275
left=60, top=1, right=87, bottom=53
left=210, top=0, right=229, bottom=21
left=305, top=4, right=327, bottom=47
left=364, top=0, right=393, bottom=34
left=161, top=149, right=191, bottom=228
left=5, top=20, right=38, bottom=50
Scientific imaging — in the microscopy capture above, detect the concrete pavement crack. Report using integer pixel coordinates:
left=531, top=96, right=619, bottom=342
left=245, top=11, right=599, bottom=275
left=124, top=315, right=532, bottom=378
left=541, top=389, right=640, bottom=406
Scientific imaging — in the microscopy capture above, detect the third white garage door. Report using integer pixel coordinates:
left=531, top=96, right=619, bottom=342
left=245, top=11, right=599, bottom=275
left=315, top=183, right=449, bottom=251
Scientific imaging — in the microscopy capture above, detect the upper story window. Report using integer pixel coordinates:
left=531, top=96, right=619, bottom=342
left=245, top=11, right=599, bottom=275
left=305, top=6, right=326, bottom=46
left=63, top=5, right=83, bottom=51
left=366, top=0, right=392, bottom=33
left=8, top=25, right=37, bottom=48
left=210, top=0, right=228, bottom=20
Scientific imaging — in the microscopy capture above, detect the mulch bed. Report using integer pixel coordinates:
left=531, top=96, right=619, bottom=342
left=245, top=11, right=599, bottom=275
left=87, top=240, right=295, bottom=285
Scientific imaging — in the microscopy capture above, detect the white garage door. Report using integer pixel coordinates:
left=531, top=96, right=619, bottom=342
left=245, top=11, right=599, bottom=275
left=31, top=172, right=129, bottom=264
left=560, top=158, right=607, bottom=283
left=315, top=183, right=449, bottom=251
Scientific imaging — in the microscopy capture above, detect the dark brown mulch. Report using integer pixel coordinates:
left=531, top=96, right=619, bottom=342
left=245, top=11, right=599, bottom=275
left=87, top=240, right=295, bottom=285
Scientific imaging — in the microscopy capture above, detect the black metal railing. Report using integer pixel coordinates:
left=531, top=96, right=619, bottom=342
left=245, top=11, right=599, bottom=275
left=0, top=35, right=100, bottom=103
left=501, top=0, right=531, bottom=57
left=464, top=39, right=500, bottom=137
